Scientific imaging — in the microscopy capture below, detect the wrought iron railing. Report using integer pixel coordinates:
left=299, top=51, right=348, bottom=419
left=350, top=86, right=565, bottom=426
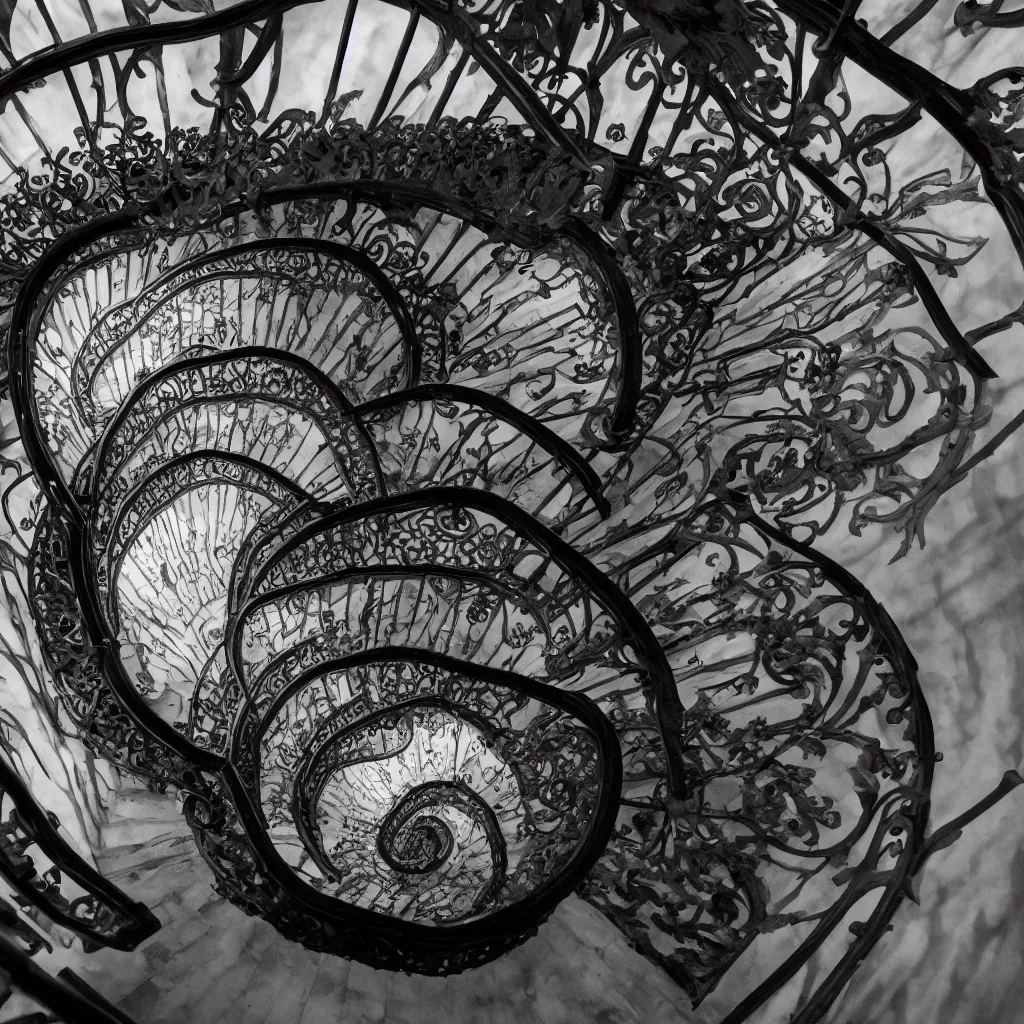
left=0, top=2, right=1022, bottom=1022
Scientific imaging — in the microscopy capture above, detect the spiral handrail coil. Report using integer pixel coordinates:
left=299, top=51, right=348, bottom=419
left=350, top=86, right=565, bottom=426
left=27, top=494, right=624, bottom=970
left=20, top=223, right=637, bottom=969
left=85, top=347, right=381, bottom=496
left=14, top=185, right=636, bottom=526
left=2, top=0, right=996, bottom=1019
left=70, top=238, right=422, bottom=417
left=228, top=487, right=689, bottom=784
left=376, top=784, right=462, bottom=876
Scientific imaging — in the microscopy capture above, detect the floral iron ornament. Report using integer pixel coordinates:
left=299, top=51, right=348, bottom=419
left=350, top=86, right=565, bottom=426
left=0, top=0, right=1020, bottom=1022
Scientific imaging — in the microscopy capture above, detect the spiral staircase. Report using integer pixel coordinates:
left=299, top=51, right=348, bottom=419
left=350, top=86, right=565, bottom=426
left=8, top=197, right=706, bottom=1022
left=1, top=1, right=1023, bottom=1023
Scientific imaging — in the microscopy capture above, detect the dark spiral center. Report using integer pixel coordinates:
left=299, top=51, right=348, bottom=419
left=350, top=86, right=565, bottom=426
left=382, top=813, right=454, bottom=875
left=375, top=781, right=506, bottom=894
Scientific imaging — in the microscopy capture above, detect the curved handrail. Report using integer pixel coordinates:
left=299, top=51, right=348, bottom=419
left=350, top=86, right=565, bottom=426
left=0, top=759, right=160, bottom=952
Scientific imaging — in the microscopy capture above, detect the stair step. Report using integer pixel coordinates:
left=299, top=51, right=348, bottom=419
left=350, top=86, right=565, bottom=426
left=296, top=954, right=352, bottom=1024
left=182, top=922, right=283, bottom=1024
left=117, top=902, right=261, bottom=1021
left=73, top=904, right=214, bottom=1005
left=96, top=833, right=195, bottom=880
left=99, top=818, right=187, bottom=851
left=262, top=947, right=328, bottom=1024
left=103, top=788, right=183, bottom=826
left=220, top=933, right=316, bottom=1024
